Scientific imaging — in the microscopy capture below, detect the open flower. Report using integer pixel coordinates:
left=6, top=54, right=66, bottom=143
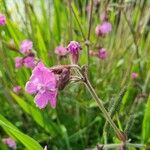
left=55, top=46, right=68, bottom=56
left=25, top=62, right=58, bottom=109
left=95, top=22, right=112, bottom=36
left=15, top=57, right=23, bottom=68
left=20, top=40, right=33, bottom=54
left=67, top=41, right=81, bottom=64
left=3, top=138, right=16, bottom=149
left=98, top=48, right=107, bottom=60
left=0, top=14, right=6, bottom=26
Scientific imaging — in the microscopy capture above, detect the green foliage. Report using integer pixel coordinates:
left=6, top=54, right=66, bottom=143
left=0, top=0, right=150, bottom=149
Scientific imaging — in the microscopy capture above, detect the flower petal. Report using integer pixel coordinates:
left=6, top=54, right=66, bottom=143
left=35, top=92, right=49, bottom=109
left=49, top=90, right=57, bottom=108
left=25, top=81, right=37, bottom=94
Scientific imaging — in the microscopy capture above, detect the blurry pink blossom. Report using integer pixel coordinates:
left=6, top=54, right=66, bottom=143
left=131, top=72, right=138, bottom=80
left=20, top=40, right=33, bottom=54
left=23, top=56, right=35, bottom=68
left=13, top=86, right=21, bottom=94
left=15, top=57, right=23, bottom=68
left=0, top=14, right=6, bottom=26
left=67, top=41, right=81, bottom=64
left=95, top=22, right=112, bottom=36
left=55, top=46, right=68, bottom=56
left=98, top=48, right=107, bottom=60
left=2, top=138, right=16, bottom=149
left=25, top=62, right=58, bottom=109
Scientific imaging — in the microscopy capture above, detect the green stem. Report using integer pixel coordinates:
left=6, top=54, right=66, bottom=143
left=84, top=77, right=120, bottom=135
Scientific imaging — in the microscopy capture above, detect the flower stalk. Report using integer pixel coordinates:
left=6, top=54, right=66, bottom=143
left=77, top=65, right=126, bottom=140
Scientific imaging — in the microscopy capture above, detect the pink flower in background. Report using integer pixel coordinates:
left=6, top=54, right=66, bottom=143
left=25, top=62, right=58, bottom=109
left=55, top=46, right=68, bottom=56
left=2, top=138, right=16, bottom=149
left=13, top=86, right=21, bottom=94
left=95, top=22, right=112, bottom=36
left=20, top=40, right=33, bottom=54
left=15, top=57, right=23, bottom=68
left=131, top=72, right=138, bottom=80
left=0, top=14, right=6, bottom=26
left=23, top=56, right=35, bottom=68
left=98, top=48, right=107, bottom=60
left=67, top=41, right=81, bottom=64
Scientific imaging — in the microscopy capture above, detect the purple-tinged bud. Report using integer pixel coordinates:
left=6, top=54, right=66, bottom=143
left=0, top=14, right=6, bottom=26
left=13, top=86, right=21, bottom=94
left=131, top=72, right=138, bottom=80
left=98, top=48, right=107, bottom=60
left=67, top=41, right=81, bottom=64
left=55, top=46, right=68, bottom=56
left=95, top=22, right=112, bottom=37
left=20, top=40, right=33, bottom=54
left=2, top=138, right=16, bottom=149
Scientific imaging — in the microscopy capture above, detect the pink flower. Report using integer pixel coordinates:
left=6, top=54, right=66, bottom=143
left=67, top=41, right=81, bottom=64
left=55, top=46, right=68, bottom=56
left=23, top=56, right=35, bottom=68
left=95, top=22, right=112, bottom=36
left=15, top=57, right=23, bottom=68
left=131, top=72, right=138, bottom=80
left=3, top=138, right=16, bottom=149
left=13, top=86, right=21, bottom=94
left=25, top=62, right=58, bottom=109
left=0, top=14, right=6, bottom=26
left=98, top=48, right=107, bottom=60
left=20, top=40, right=33, bottom=54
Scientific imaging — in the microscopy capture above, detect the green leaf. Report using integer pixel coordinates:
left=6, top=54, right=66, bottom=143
left=0, top=114, right=43, bottom=150
left=142, top=95, right=150, bottom=143
left=11, top=92, right=60, bottom=137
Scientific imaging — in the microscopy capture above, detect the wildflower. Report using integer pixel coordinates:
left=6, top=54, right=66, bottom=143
left=95, top=22, right=112, bottom=36
left=67, top=41, right=81, bottom=64
left=2, top=138, right=16, bottom=149
left=55, top=46, right=68, bottom=56
left=98, top=48, right=107, bottom=60
left=25, top=62, right=57, bottom=109
left=15, top=57, right=23, bottom=68
left=131, top=72, right=138, bottom=80
left=20, top=40, right=33, bottom=54
left=23, top=56, right=35, bottom=68
left=0, top=14, right=6, bottom=26
left=13, top=86, right=21, bottom=94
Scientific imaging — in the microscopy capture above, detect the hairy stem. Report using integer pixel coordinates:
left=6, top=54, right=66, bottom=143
left=84, top=78, right=120, bottom=134
left=86, top=142, right=145, bottom=150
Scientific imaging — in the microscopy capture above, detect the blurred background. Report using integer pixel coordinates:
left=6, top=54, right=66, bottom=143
left=0, top=0, right=150, bottom=149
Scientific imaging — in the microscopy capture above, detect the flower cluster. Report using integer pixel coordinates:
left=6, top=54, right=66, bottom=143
left=2, top=138, right=16, bottom=149
left=15, top=40, right=36, bottom=69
